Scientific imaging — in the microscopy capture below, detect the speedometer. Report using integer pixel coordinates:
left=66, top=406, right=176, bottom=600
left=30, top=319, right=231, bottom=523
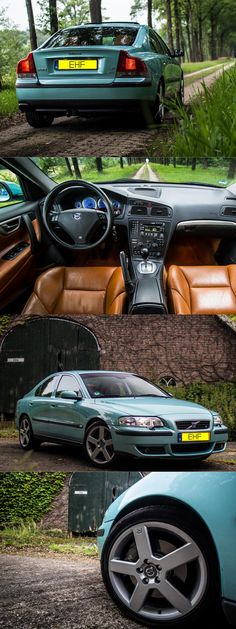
left=82, top=197, right=97, bottom=209
left=74, top=199, right=82, bottom=208
left=112, top=200, right=121, bottom=211
left=98, top=198, right=107, bottom=210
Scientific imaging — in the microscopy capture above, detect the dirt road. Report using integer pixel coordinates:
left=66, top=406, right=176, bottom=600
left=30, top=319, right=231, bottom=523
left=0, top=438, right=235, bottom=472
left=0, top=553, right=230, bottom=629
left=133, top=163, right=160, bottom=181
left=0, top=63, right=233, bottom=157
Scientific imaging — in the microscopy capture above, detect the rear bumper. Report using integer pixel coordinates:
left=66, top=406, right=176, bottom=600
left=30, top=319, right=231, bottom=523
left=16, top=81, right=154, bottom=113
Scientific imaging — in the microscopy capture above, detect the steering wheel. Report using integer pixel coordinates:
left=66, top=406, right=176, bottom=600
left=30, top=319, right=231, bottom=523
left=42, top=179, right=113, bottom=250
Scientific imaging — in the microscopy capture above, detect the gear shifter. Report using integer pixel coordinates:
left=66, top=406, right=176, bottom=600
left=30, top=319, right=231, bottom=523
left=138, top=247, right=157, bottom=275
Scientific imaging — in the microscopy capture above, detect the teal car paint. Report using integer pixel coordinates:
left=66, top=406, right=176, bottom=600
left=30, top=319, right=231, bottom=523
left=99, top=472, right=236, bottom=626
left=15, top=22, right=183, bottom=127
left=15, top=370, right=228, bottom=467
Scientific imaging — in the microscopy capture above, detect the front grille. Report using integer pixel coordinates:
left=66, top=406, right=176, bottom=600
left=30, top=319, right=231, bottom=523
left=171, top=443, right=212, bottom=454
left=137, top=446, right=166, bottom=455
left=176, top=420, right=210, bottom=430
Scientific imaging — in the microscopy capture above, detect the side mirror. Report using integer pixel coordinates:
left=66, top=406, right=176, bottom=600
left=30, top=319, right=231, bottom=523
left=59, top=390, right=82, bottom=400
left=173, top=48, right=184, bottom=58
left=0, top=184, right=10, bottom=203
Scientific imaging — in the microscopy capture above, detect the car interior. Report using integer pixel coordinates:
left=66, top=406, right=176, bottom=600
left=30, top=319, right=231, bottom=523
left=1, top=157, right=236, bottom=315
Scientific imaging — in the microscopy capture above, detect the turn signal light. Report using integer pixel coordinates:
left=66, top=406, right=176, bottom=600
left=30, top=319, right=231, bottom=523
left=17, top=52, right=37, bottom=77
left=117, top=50, right=148, bottom=77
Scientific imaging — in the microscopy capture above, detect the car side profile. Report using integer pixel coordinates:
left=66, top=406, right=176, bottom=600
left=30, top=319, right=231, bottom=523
left=15, top=370, right=228, bottom=467
left=98, top=472, right=236, bottom=627
left=15, top=22, right=183, bottom=128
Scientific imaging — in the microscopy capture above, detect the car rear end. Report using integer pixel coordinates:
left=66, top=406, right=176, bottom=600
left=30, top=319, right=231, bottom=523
left=16, top=23, right=154, bottom=120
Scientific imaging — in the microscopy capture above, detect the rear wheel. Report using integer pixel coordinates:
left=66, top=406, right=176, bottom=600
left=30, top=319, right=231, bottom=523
left=19, top=415, right=41, bottom=451
left=101, top=505, right=220, bottom=628
left=25, top=112, right=54, bottom=128
left=84, top=420, right=115, bottom=468
left=152, top=82, right=165, bottom=124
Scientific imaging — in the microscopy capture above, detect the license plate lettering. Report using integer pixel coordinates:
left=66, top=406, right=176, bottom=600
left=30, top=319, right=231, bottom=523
left=57, top=59, right=98, bottom=71
left=178, top=431, right=210, bottom=442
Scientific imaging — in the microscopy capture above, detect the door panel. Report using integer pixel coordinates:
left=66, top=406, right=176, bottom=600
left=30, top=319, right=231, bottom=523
left=0, top=216, right=41, bottom=310
left=48, top=397, right=84, bottom=443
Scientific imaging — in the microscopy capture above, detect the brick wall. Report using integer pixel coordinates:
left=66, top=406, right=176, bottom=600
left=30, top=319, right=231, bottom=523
left=66, top=314, right=236, bottom=385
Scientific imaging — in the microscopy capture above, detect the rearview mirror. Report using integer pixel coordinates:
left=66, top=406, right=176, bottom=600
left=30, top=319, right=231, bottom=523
left=60, top=390, right=82, bottom=400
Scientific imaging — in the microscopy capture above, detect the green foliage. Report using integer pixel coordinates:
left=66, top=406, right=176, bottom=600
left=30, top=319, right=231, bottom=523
left=0, top=473, right=66, bottom=527
left=169, top=66, right=236, bottom=156
left=0, top=315, right=11, bottom=337
left=160, top=381, right=236, bottom=439
left=37, top=0, right=90, bottom=33
left=0, top=523, right=98, bottom=556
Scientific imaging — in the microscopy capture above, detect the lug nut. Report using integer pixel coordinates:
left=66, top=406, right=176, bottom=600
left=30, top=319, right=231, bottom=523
left=155, top=576, right=160, bottom=583
left=136, top=567, right=143, bottom=573
left=157, top=565, right=162, bottom=571
left=143, top=578, right=149, bottom=584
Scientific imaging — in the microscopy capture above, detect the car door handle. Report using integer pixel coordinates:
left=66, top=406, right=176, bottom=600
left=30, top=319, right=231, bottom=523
left=29, top=402, right=34, bottom=406
left=50, top=404, right=58, bottom=408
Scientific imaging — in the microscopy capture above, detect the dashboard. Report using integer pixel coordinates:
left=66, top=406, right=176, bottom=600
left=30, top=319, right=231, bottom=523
left=54, top=186, right=124, bottom=216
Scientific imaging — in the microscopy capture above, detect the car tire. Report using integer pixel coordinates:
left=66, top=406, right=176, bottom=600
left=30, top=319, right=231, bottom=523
left=84, top=420, right=115, bottom=468
left=152, top=81, right=165, bottom=124
left=25, top=112, right=54, bottom=128
left=19, top=415, right=41, bottom=451
left=101, top=504, right=221, bottom=628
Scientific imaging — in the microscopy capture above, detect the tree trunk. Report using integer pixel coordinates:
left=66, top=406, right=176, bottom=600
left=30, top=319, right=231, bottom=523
left=89, top=0, right=102, bottom=23
left=72, top=158, right=81, bottom=179
left=209, top=11, right=218, bottom=59
left=228, top=159, right=236, bottom=179
left=166, top=0, right=174, bottom=52
left=25, top=0, right=37, bottom=50
left=95, top=157, right=103, bottom=172
left=191, top=158, right=197, bottom=171
left=65, top=158, right=73, bottom=177
left=49, top=0, right=58, bottom=34
left=173, top=0, right=181, bottom=50
left=148, top=0, right=152, bottom=27
left=120, top=157, right=124, bottom=169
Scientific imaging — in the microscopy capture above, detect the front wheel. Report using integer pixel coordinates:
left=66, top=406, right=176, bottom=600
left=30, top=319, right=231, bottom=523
left=19, top=415, right=41, bottom=451
left=25, top=111, right=54, bottom=128
left=101, top=505, right=220, bottom=628
left=84, top=421, right=115, bottom=468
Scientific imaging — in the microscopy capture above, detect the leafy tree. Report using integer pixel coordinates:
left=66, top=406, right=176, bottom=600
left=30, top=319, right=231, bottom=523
left=37, top=0, right=90, bottom=34
left=49, top=0, right=59, bottom=33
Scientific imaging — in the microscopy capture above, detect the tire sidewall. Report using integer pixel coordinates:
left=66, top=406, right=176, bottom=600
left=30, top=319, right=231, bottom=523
left=84, top=420, right=115, bottom=469
left=101, top=504, right=220, bottom=628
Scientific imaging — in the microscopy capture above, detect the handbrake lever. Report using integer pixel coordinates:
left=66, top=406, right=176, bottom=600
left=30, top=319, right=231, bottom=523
left=120, top=251, right=135, bottom=296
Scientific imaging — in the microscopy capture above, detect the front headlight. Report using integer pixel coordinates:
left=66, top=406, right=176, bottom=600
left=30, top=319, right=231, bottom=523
left=118, top=416, right=164, bottom=428
left=213, top=415, right=223, bottom=426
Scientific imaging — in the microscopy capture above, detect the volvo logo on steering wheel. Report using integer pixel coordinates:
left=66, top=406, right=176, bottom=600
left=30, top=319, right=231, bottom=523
left=73, top=212, right=81, bottom=220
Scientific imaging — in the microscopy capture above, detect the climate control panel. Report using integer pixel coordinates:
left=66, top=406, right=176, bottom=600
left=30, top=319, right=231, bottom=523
left=129, top=220, right=169, bottom=259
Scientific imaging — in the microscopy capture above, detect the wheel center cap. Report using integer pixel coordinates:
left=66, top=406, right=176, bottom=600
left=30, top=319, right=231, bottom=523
left=144, top=564, right=158, bottom=579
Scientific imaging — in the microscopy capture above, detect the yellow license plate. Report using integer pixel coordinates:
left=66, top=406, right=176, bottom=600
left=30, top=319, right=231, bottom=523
left=57, top=59, right=98, bottom=70
left=179, top=432, right=211, bottom=442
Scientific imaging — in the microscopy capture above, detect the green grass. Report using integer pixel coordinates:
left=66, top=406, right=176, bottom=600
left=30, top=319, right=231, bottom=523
left=184, top=63, right=232, bottom=87
left=0, top=422, right=17, bottom=439
left=150, top=163, right=232, bottom=186
left=0, top=522, right=98, bottom=557
left=0, top=83, right=18, bottom=118
left=182, top=58, right=230, bottom=74
left=56, top=162, right=143, bottom=184
left=167, top=65, right=236, bottom=157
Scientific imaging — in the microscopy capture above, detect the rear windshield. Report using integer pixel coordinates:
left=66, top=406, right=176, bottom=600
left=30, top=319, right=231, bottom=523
left=44, top=26, right=139, bottom=48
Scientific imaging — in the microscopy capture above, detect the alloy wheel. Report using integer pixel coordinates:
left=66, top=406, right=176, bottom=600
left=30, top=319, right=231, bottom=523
left=19, top=417, right=31, bottom=448
left=108, top=520, right=207, bottom=622
left=86, top=423, right=114, bottom=465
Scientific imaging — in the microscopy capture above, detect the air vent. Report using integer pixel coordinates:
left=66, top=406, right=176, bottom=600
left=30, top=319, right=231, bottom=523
left=130, top=206, right=148, bottom=215
left=221, top=206, right=236, bottom=216
left=151, top=205, right=171, bottom=217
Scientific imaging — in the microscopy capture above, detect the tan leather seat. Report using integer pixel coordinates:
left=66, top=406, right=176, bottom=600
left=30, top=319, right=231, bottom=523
left=22, top=266, right=127, bottom=315
left=167, top=265, right=236, bottom=314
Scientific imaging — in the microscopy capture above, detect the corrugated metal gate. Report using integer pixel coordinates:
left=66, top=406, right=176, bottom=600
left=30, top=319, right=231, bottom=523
left=0, top=317, right=100, bottom=415
left=68, top=471, right=143, bottom=534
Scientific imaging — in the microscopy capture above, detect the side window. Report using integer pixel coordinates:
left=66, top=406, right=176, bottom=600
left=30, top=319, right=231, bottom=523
left=156, top=33, right=171, bottom=56
left=35, top=376, right=58, bottom=398
left=0, top=167, right=25, bottom=209
left=149, top=31, right=165, bottom=54
left=55, top=375, right=82, bottom=397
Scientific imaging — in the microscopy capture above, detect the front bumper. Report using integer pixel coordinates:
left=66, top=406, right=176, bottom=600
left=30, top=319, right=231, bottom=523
left=112, top=426, right=228, bottom=459
left=16, top=80, right=154, bottom=113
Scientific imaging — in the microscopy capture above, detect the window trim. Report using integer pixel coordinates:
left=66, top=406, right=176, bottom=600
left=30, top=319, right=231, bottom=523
left=55, top=373, right=83, bottom=398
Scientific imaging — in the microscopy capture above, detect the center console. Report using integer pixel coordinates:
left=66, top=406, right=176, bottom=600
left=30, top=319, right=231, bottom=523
left=125, top=200, right=173, bottom=314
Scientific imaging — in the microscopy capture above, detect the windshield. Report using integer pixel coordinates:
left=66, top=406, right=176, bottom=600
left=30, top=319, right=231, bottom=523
left=32, top=158, right=236, bottom=187
left=44, top=26, right=138, bottom=48
left=81, top=373, right=169, bottom=399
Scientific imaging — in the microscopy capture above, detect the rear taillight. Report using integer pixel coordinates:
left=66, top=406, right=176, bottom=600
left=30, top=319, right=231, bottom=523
left=17, top=52, right=37, bottom=78
left=116, top=50, right=148, bottom=78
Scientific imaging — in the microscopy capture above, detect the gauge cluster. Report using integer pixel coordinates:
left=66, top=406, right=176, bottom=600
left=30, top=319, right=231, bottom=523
left=55, top=188, right=124, bottom=217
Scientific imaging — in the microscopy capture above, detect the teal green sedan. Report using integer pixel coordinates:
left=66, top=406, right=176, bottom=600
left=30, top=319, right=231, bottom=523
left=15, top=22, right=184, bottom=128
left=15, top=370, right=228, bottom=467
